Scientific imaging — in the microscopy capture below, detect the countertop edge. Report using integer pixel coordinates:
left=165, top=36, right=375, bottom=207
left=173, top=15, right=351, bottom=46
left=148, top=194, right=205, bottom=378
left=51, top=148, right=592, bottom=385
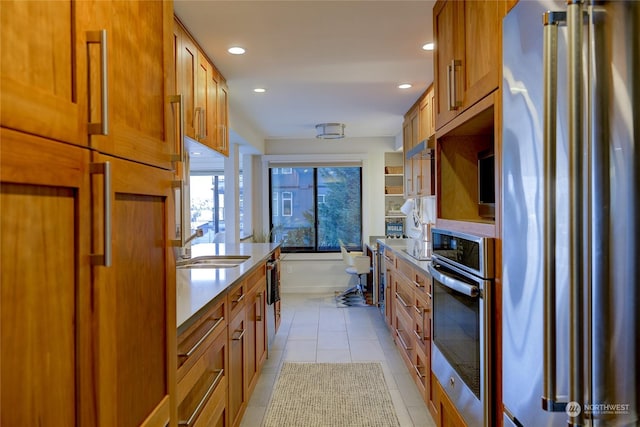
left=176, top=242, right=280, bottom=335
left=376, top=238, right=432, bottom=276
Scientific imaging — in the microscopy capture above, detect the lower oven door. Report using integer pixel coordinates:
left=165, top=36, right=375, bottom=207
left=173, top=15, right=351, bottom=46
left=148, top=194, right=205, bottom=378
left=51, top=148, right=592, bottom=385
left=428, top=260, right=492, bottom=427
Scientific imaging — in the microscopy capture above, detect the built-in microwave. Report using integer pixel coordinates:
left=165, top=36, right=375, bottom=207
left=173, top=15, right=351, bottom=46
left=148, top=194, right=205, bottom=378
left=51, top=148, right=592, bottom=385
left=477, top=148, right=495, bottom=219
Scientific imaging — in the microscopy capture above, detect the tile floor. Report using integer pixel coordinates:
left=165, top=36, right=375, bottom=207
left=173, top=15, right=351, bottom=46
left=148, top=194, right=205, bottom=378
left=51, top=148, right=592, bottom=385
left=239, top=293, right=437, bottom=427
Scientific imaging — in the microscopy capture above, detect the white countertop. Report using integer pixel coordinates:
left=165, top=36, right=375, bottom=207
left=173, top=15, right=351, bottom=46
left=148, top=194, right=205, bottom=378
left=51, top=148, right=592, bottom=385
left=376, top=238, right=432, bottom=275
left=176, top=242, right=280, bottom=334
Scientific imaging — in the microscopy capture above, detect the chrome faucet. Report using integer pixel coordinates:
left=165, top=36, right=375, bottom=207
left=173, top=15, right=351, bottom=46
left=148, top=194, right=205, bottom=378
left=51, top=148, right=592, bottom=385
left=181, top=229, right=204, bottom=259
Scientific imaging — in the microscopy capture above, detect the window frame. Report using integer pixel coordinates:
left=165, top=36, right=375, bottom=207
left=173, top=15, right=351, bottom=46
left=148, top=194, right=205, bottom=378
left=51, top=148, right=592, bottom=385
left=268, top=165, right=363, bottom=253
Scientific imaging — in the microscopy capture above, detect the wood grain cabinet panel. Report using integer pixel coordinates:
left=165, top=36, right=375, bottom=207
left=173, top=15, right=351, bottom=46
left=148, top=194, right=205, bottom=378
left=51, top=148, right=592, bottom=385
left=434, top=0, right=503, bottom=131
left=91, top=153, right=176, bottom=427
left=0, top=0, right=86, bottom=146
left=0, top=130, right=93, bottom=427
left=87, top=0, right=175, bottom=170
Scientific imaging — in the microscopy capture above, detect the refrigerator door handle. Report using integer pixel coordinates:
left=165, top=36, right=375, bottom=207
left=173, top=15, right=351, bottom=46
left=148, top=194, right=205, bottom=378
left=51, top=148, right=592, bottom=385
left=566, top=3, right=586, bottom=426
left=541, top=9, right=568, bottom=414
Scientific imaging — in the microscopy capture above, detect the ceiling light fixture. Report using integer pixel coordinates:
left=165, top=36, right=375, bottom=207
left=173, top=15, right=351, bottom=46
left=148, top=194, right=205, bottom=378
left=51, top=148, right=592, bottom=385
left=253, top=88, right=266, bottom=93
left=398, top=83, right=412, bottom=89
left=315, top=123, right=345, bottom=139
left=422, top=42, right=435, bottom=51
left=228, top=46, right=246, bottom=55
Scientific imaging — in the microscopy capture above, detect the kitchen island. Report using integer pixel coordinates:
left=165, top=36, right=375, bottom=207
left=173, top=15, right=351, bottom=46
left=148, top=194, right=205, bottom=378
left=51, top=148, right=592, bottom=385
left=177, top=242, right=280, bottom=333
left=175, top=242, right=280, bottom=427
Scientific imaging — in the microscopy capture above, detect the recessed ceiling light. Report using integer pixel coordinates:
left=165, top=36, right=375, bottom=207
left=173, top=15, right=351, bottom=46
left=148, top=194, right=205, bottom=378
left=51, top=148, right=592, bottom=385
left=253, top=88, right=266, bottom=93
left=422, top=42, right=435, bottom=51
left=398, top=83, right=412, bottom=89
left=191, top=151, right=201, bottom=156
left=228, top=46, right=246, bottom=55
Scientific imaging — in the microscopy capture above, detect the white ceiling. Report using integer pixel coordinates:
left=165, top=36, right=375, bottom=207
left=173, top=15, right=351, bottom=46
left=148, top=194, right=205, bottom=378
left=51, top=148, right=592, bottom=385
left=174, top=0, right=436, bottom=142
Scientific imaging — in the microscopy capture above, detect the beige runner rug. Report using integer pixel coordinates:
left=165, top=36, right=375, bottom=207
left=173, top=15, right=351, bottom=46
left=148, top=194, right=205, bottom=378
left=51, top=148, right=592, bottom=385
left=263, top=362, right=401, bottom=427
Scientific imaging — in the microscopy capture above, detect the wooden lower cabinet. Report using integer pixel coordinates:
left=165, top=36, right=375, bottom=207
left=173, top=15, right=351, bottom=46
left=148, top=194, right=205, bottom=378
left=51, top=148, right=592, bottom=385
left=432, top=375, right=467, bottom=427
left=177, top=297, right=227, bottom=427
left=1, top=129, right=176, bottom=427
left=382, top=247, right=468, bottom=427
left=228, top=301, right=247, bottom=427
left=177, top=261, right=270, bottom=427
left=1, top=130, right=93, bottom=427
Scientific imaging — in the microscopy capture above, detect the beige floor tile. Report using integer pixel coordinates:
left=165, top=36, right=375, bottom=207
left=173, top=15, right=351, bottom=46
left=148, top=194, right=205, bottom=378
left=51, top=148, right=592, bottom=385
left=316, top=349, right=353, bottom=363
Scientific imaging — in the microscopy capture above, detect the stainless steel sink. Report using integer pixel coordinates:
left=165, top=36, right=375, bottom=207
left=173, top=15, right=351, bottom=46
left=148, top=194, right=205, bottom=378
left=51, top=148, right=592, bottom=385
left=176, top=255, right=250, bottom=269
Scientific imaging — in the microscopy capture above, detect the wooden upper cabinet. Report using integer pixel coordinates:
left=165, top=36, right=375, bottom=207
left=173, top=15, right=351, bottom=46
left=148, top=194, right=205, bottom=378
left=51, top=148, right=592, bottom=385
left=434, top=0, right=502, bottom=131
left=174, top=17, right=229, bottom=157
left=419, top=85, right=435, bottom=142
left=86, top=0, right=175, bottom=170
left=217, top=79, right=230, bottom=156
left=0, top=0, right=87, bottom=146
left=205, top=62, right=220, bottom=150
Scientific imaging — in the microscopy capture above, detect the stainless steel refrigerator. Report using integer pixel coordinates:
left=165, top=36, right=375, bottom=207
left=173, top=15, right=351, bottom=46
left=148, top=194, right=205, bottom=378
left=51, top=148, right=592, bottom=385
left=502, top=1, right=638, bottom=426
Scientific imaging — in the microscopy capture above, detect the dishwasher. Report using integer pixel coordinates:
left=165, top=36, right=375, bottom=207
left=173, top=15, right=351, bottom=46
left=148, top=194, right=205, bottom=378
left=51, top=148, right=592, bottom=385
left=265, top=258, right=280, bottom=350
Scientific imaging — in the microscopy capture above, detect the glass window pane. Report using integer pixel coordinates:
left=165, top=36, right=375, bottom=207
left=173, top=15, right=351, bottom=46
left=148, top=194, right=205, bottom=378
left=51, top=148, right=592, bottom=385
left=270, top=168, right=315, bottom=250
left=317, top=167, right=361, bottom=251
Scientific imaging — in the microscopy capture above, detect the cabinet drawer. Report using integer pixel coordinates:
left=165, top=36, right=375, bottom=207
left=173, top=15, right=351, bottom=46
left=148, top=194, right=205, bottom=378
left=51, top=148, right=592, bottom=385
left=383, top=247, right=396, bottom=267
left=395, top=275, right=415, bottom=319
left=178, top=326, right=227, bottom=426
left=245, top=263, right=266, bottom=291
left=413, top=290, right=431, bottom=354
left=228, top=279, right=247, bottom=320
left=178, top=297, right=226, bottom=377
left=192, top=375, right=227, bottom=427
left=396, top=257, right=414, bottom=282
left=413, top=344, right=429, bottom=397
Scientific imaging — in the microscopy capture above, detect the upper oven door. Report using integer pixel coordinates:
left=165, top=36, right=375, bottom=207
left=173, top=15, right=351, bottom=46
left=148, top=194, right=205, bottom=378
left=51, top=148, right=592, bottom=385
left=428, top=260, right=491, bottom=399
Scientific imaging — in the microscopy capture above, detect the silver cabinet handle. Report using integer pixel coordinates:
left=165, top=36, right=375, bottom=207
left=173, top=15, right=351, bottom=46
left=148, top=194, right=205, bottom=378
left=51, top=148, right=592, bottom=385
left=170, top=180, right=185, bottom=246
left=395, top=328, right=412, bottom=351
left=232, top=329, right=245, bottom=341
left=542, top=9, right=567, bottom=414
left=90, top=162, right=112, bottom=266
left=413, top=364, right=425, bottom=379
left=87, top=30, right=109, bottom=135
left=178, top=317, right=224, bottom=360
left=256, top=292, right=263, bottom=322
left=395, top=291, right=410, bottom=308
left=446, top=63, right=453, bottom=111
left=168, top=94, right=184, bottom=164
left=178, top=369, right=224, bottom=427
left=450, top=59, right=462, bottom=110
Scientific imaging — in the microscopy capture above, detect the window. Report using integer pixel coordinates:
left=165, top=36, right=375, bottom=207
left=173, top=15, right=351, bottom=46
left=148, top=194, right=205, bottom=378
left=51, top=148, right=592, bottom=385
left=269, top=166, right=362, bottom=252
left=282, top=192, right=293, bottom=216
left=272, top=191, right=279, bottom=216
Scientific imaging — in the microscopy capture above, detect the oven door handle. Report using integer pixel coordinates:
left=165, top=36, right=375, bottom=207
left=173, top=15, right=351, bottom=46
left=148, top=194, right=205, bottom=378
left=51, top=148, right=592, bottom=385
left=428, top=263, right=479, bottom=297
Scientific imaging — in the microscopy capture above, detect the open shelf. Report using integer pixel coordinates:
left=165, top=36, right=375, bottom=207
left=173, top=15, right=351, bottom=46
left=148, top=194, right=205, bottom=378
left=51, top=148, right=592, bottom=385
left=435, top=93, right=497, bottom=236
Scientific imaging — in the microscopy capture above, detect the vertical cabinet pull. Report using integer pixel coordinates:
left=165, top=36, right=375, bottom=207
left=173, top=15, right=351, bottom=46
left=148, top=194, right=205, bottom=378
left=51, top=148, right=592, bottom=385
left=449, top=59, right=462, bottom=111
left=90, top=162, right=112, bottom=267
left=168, top=94, right=185, bottom=164
left=87, top=30, right=109, bottom=135
left=256, top=292, right=263, bottom=322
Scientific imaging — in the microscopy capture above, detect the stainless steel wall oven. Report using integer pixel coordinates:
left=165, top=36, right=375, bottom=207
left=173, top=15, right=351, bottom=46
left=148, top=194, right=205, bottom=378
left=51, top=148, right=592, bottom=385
left=429, top=228, right=494, bottom=427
